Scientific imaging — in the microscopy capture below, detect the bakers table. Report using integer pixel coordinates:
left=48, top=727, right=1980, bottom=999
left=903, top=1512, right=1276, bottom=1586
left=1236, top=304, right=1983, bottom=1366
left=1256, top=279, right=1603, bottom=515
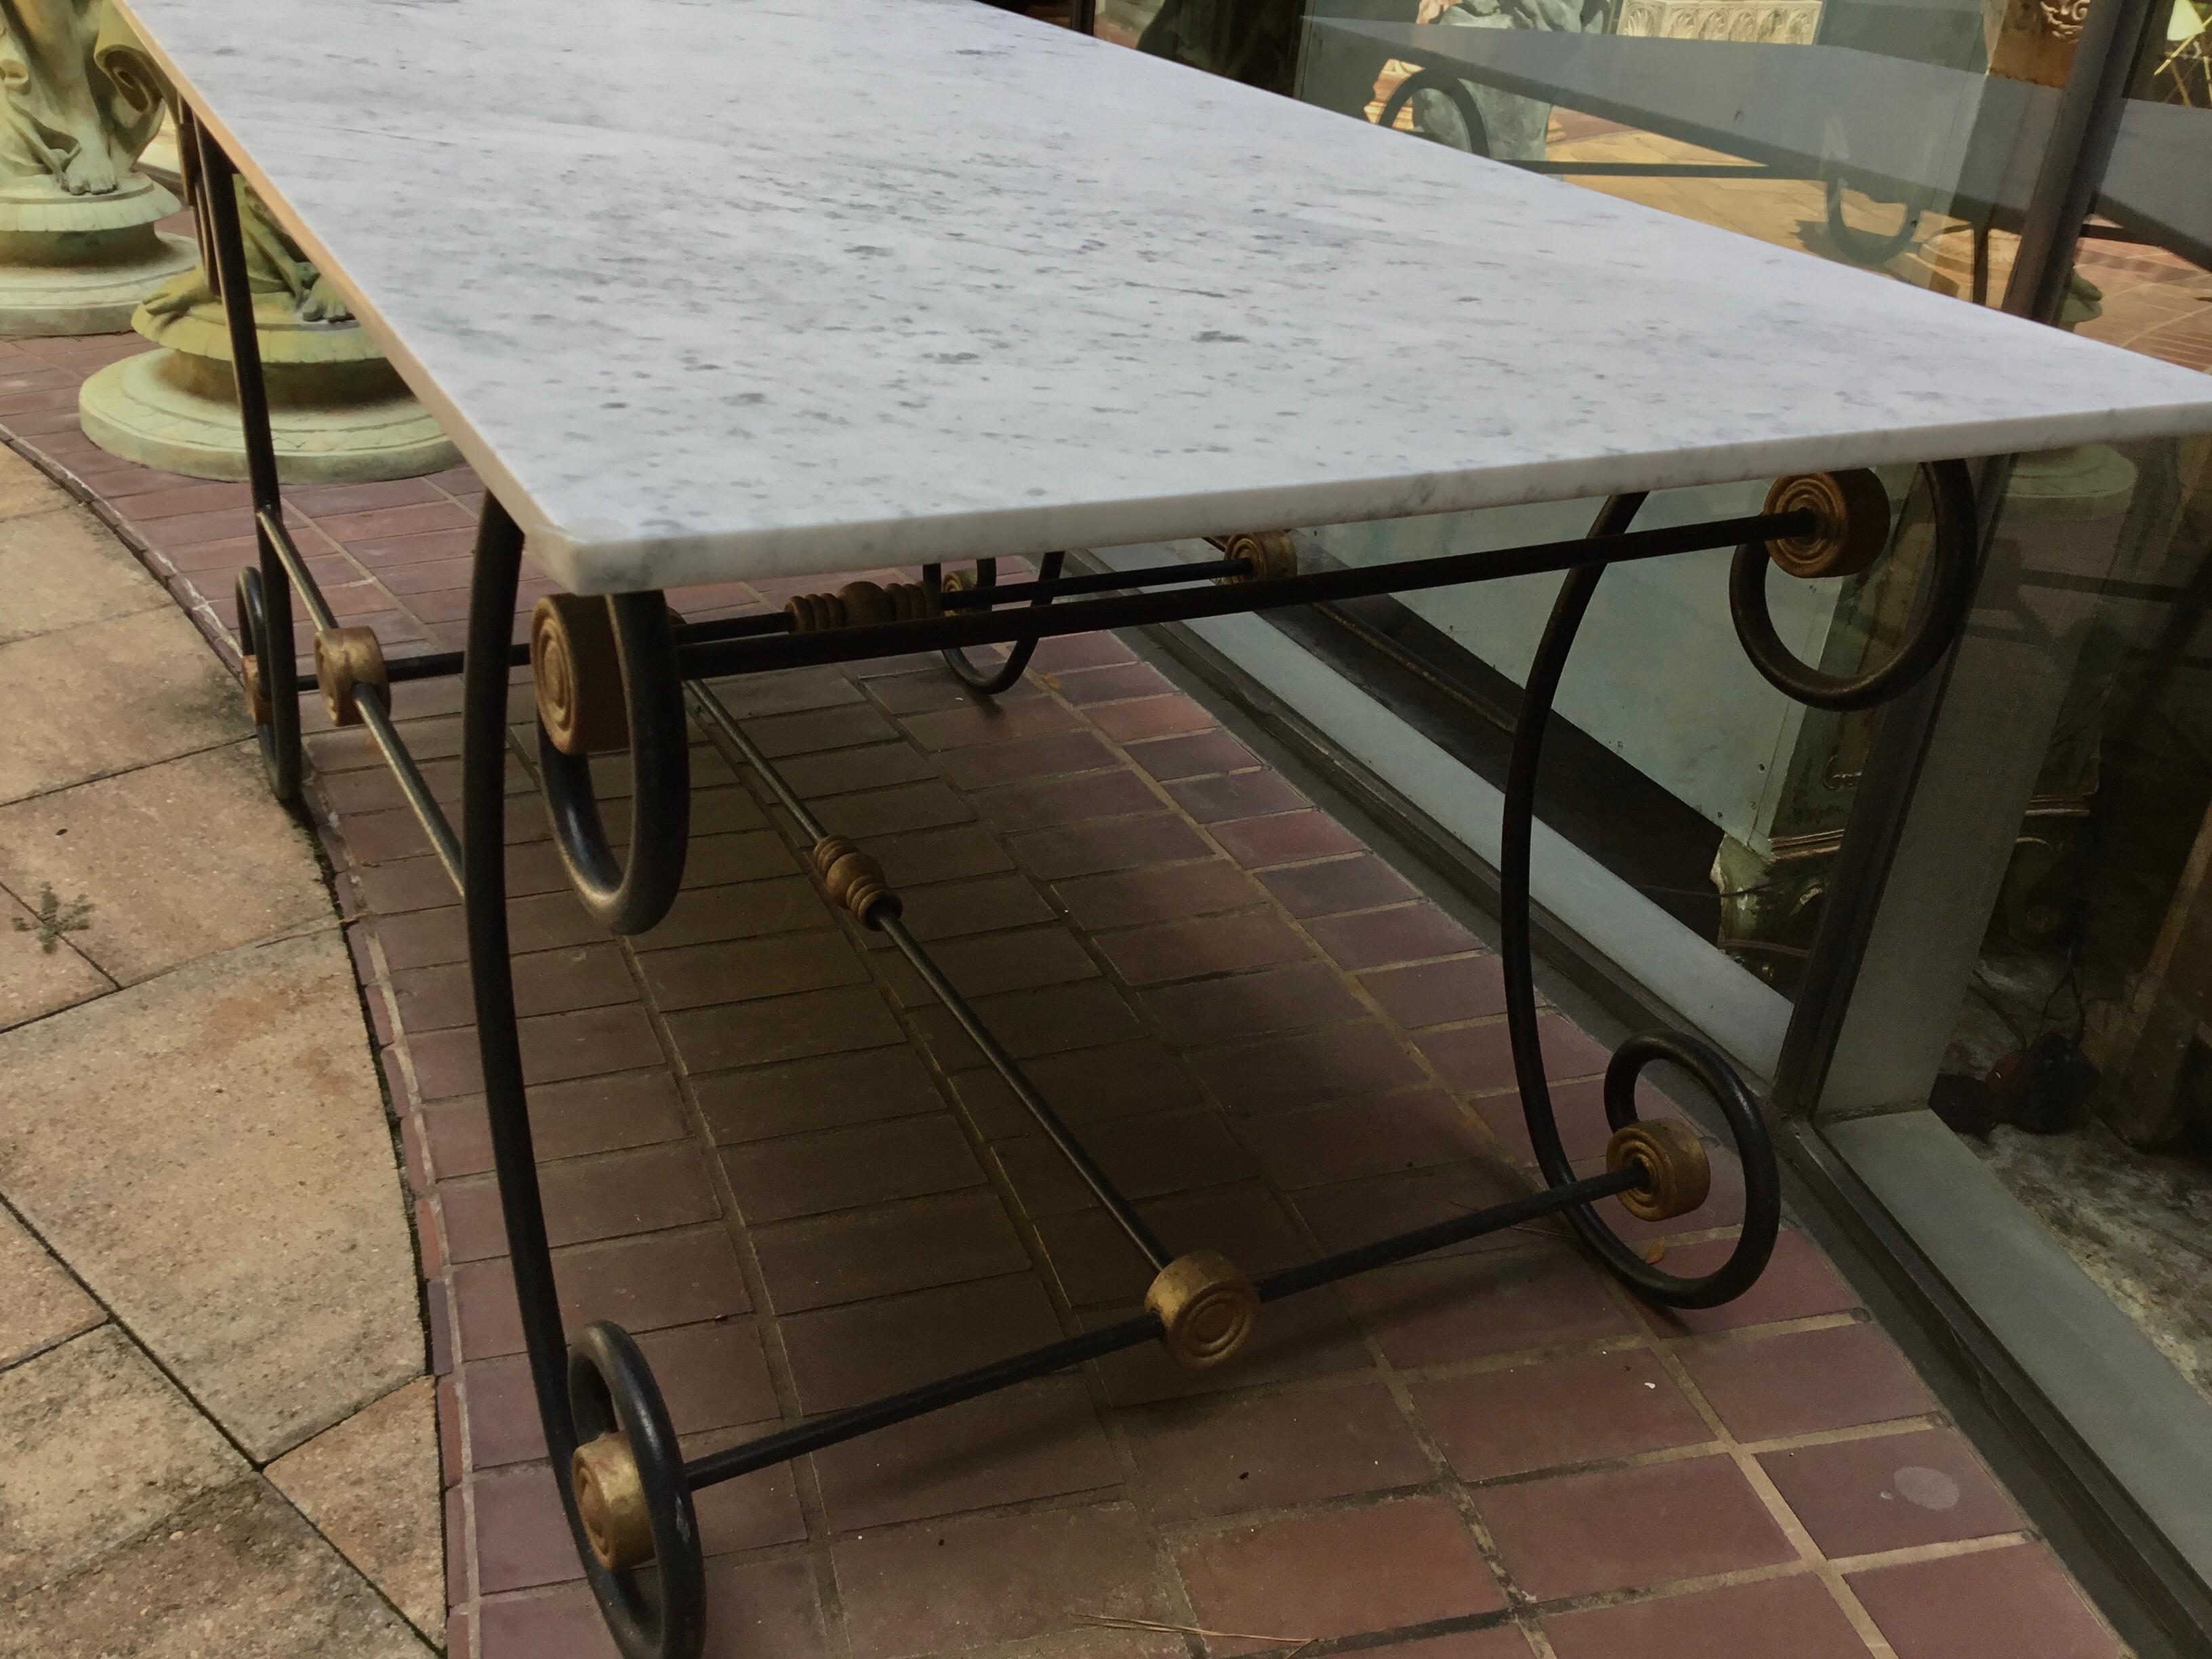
left=112, top=1, right=2212, bottom=1654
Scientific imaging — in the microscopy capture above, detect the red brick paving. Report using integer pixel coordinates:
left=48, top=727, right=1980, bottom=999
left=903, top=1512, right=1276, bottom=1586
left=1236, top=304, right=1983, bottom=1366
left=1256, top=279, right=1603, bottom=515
left=0, top=329, right=2137, bottom=1658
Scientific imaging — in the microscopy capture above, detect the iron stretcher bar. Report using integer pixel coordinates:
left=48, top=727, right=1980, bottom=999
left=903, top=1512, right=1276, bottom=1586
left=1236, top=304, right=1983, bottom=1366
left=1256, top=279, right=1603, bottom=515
left=678, top=507, right=1812, bottom=678
left=253, top=506, right=464, bottom=885
left=688, top=680, right=1177, bottom=1271
left=684, top=1160, right=1647, bottom=1491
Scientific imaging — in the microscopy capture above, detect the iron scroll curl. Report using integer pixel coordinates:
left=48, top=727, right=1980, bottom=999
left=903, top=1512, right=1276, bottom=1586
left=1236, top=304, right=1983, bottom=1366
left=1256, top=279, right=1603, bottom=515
left=1729, top=459, right=1977, bottom=712
left=535, top=592, right=692, bottom=935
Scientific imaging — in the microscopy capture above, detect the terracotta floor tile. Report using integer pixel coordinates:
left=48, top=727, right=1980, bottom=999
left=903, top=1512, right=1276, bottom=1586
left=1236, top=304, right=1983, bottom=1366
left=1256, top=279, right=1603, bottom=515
left=720, top=1113, right=983, bottom=1224
left=888, top=923, right=1099, bottom=1003
left=1412, top=1349, right=1711, bottom=1481
left=1126, top=729, right=1258, bottom=781
left=1141, top=961, right=1367, bottom=1048
left=1175, top=1495, right=1504, bottom=1654
left=815, top=779, right=974, bottom=839
left=629, top=876, right=829, bottom=952
left=665, top=982, right=904, bottom=1074
left=812, top=1374, right=1122, bottom=1530
left=740, top=701, right=897, bottom=758
left=1087, top=693, right=1216, bottom=743
left=1634, top=1231, right=1858, bottom=1336
left=681, top=1424, right=806, bottom=1556
left=1033, top=1181, right=1307, bottom=1306
left=774, top=739, right=939, bottom=798
left=750, top=1188, right=1029, bottom=1312
left=1543, top=1574, right=1868, bottom=1659
left=1759, top=1427, right=2021, bottom=1557
left=1351, top=1247, right=1636, bottom=1369
left=453, top=1226, right=751, bottom=1360
left=1357, top=1632, right=1534, bottom=1659
left=1307, top=905, right=1483, bottom=971
left=874, top=823, right=1017, bottom=885
left=638, top=928, right=867, bottom=1011
left=882, top=871, right=1055, bottom=940
left=1420, top=1016, right=1610, bottom=1097
left=974, top=766, right=1161, bottom=833
left=1289, top=1160, right=1530, bottom=1259
left=936, top=727, right=1117, bottom=790
left=694, top=1555, right=830, bottom=1659
left=460, top=1318, right=779, bottom=1469
left=694, top=1044, right=945, bottom=1145
left=1259, top=855, right=1420, bottom=918
left=903, top=693, right=1083, bottom=751
left=1053, top=659, right=1178, bottom=705
left=1678, top=1322, right=1933, bottom=1441
left=834, top=1502, right=1171, bottom=1659
left=1189, top=1024, right=1429, bottom=1114
left=1166, top=768, right=1310, bottom=823
left=1846, top=1544, right=2121, bottom=1659
left=1085, top=1288, right=1376, bottom=1407
left=475, top=1583, right=616, bottom=1659
left=1098, top=907, right=1313, bottom=987
left=1057, top=859, right=1266, bottom=929
left=994, top=1107, right=1256, bottom=1216
left=1212, top=810, right=1366, bottom=867
left=441, top=1142, right=722, bottom=1261
left=1474, top=1454, right=1795, bottom=1601
left=407, top=1002, right=663, bottom=1100
left=1124, top=1379, right=1432, bottom=1520
left=1244, top=1089, right=1489, bottom=1189
left=950, top=1037, right=1200, bottom=1137
left=779, top=1275, right=1067, bottom=1413
left=1012, top=811, right=1214, bottom=880
left=907, top=977, right=1143, bottom=1069
left=1362, top=956, right=1509, bottom=1028
left=471, top=1461, right=580, bottom=1592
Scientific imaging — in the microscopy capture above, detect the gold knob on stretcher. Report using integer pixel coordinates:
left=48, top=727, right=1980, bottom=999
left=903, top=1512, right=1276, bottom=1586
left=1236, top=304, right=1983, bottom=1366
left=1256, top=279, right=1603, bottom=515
left=1146, top=1250, right=1259, bottom=1370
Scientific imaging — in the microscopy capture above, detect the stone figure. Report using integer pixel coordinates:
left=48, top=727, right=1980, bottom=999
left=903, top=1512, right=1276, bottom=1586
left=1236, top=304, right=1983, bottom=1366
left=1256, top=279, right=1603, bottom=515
left=0, top=0, right=165, bottom=193
left=144, top=178, right=354, bottom=325
left=1409, top=0, right=1601, bottom=163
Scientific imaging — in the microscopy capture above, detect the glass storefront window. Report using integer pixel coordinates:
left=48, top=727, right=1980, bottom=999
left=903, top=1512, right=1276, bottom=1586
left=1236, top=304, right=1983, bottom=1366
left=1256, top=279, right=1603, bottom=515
left=1078, top=0, right=2212, bottom=1610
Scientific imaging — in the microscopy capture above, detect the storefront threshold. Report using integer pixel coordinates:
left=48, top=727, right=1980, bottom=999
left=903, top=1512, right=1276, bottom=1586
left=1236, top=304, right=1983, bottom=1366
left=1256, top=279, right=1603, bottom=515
left=1817, top=1108, right=2212, bottom=1647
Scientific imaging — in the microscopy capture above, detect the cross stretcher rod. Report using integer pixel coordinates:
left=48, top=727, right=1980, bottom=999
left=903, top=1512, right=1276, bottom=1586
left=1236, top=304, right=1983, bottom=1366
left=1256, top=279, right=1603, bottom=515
left=254, top=505, right=466, bottom=891
left=682, top=1160, right=1645, bottom=1492
left=678, top=508, right=1814, bottom=678
left=687, top=680, right=1175, bottom=1271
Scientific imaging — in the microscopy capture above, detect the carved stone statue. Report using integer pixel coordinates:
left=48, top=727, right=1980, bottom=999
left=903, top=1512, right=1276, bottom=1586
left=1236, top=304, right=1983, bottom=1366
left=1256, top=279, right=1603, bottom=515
left=0, top=0, right=192, bottom=334
left=0, top=0, right=163, bottom=192
left=143, top=178, right=354, bottom=324
left=79, top=142, right=456, bottom=483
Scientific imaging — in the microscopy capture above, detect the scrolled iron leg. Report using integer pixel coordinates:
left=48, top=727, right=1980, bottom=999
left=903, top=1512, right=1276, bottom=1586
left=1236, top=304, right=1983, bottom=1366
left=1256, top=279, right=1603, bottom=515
left=1499, top=492, right=1785, bottom=1309
left=464, top=503, right=705, bottom=1659
left=193, top=112, right=300, bottom=804
left=530, top=591, right=691, bottom=935
left=923, top=551, right=1065, bottom=695
left=1729, top=462, right=1977, bottom=712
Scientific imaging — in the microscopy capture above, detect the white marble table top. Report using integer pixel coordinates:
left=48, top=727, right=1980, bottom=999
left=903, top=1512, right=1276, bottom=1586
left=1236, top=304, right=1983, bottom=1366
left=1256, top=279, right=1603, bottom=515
left=118, top=0, right=2212, bottom=594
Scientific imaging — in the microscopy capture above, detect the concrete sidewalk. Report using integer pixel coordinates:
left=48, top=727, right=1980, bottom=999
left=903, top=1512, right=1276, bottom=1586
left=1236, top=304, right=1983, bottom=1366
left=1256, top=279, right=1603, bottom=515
left=0, top=441, right=441, bottom=1655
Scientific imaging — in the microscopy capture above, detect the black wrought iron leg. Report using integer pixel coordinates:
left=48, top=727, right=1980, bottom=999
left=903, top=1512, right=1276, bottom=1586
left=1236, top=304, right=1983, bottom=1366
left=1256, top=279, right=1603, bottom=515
left=463, top=500, right=703, bottom=1659
left=192, top=113, right=301, bottom=805
left=1498, top=493, right=1785, bottom=1310
left=925, top=551, right=1067, bottom=695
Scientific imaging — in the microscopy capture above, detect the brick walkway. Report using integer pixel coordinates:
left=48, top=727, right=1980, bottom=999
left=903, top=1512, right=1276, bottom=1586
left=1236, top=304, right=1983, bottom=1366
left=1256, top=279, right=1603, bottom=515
left=0, top=325, right=2142, bottom=1659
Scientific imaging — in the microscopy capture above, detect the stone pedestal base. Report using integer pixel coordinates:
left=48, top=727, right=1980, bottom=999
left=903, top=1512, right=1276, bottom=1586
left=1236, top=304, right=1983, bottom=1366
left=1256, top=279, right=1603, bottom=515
left=79, top=279, right=458, bottom=484
left=0, top=173, right=197, bottom=338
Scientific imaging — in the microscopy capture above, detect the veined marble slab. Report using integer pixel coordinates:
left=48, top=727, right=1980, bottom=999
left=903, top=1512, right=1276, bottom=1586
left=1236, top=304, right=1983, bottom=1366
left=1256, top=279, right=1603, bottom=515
left=117, top=0, right=2212, bottom=594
